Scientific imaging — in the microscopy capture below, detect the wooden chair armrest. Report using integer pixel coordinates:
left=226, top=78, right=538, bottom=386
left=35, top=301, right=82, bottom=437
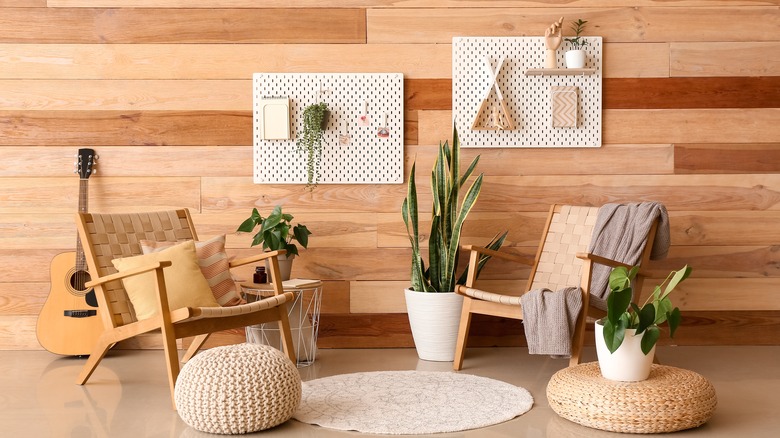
left=576, top=252, right=633, bottom=269
left=229, top=249, right=287, bottom=269
left=461, top=245, right=535, bottom=266
left=85, top=261, right=172, bottom=288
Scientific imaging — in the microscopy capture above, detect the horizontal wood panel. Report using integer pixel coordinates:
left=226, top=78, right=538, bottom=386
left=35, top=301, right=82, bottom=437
left=0, top=315, right=38, bottom=349
left=0, top=283, right=47, bottom=315
left=603, top=109, right=780, bottom=144
left=603, top=77, right=780, bottom=109
left=0, top=44, right=452, bottom=80
left=406, top=143, right=675, bottom=176
left=47, top=1, right=780, bottom=7
left=0, top=177, right=200, bottom=213
left=201, top=177, right=407, bottom=214
left=0, top=42, right=672, bottom=80
left=0, top=111, right=251, bottom=146
left=421, top=109, right=780, bottom=146
left=367, top=7, right=780, bottom=43
left=651, top=245, right=780, bottom=279
left=474, top=174, right=780, bottom=212
left=379, top=210, right=780, bottom=249
left=675, top=144, right=780, bottom=174
left=316, top=311, right=780, bottom=348
left=192, top=212, right=377, bottom=249
left=671, top=42, right=780, bottom=77
left=603, top=42, right=669, bottom=78
left=0, top=250, right=61, bottom=282
left=348, top=278, right=780, bottom=314
left=0, top=8, right=366, bottom=44
left=0, top=146, right=253, bottom=178
left=0, top=80, right=251, bottom=111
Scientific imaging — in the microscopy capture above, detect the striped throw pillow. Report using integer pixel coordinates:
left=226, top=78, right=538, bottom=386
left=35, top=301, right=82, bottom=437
left=140, top=235, right=243, bottom=307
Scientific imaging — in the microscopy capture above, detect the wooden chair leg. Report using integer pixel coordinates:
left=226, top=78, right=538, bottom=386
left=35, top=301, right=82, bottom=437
left=569, top=311, right=589, bottom=367
left=277, top=309, right=297, bottom=364
left=181, top=333, right=210, bottom=363
left=159, top=323, right=180, bottom=409
left=75, top=336, right=114, bottom=385
left=453, top=298, right=473, bottom=371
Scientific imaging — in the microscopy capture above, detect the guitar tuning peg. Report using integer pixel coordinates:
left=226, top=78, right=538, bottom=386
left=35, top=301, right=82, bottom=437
left=91, top=169, right=97, bottom=174
left=94, top=154, right=100, bottom=160
left=73, top=170, right=78, bottom=174
left=73, top=161, right=78, bottom=166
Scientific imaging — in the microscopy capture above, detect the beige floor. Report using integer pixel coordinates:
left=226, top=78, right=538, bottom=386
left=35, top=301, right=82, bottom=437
left=1, top=345, right=778, bottom=437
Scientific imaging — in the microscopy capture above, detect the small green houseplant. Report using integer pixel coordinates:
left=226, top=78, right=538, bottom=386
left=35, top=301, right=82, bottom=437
left=237, top=205, right=311, bottom=256
left=602, top=264, right=692, bottom=355
left=564, top=19, right=590, bottom=50
left=401, top=126, right=506, bottom=293
left=564, top=18, right=589, bottom=68
left=295, top=102, right=329, bottom=190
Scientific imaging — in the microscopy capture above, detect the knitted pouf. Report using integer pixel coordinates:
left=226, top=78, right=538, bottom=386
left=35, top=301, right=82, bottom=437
left=175, top=343, right=302, bottom=434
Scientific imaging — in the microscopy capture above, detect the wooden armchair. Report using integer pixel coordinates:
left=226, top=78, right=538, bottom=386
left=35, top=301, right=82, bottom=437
left=74, top=209, right=296, bottom=407
left=454, top=204, right=659, bottom=370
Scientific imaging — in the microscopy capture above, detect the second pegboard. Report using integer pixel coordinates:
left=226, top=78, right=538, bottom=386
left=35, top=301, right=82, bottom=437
left=253, top=73, right=404, bottom=184
left=453, top=36, right=602, bottom=148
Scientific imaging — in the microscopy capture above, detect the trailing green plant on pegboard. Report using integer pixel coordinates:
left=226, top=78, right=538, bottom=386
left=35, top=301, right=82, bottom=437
left=295, top=102, right=329, bottom=190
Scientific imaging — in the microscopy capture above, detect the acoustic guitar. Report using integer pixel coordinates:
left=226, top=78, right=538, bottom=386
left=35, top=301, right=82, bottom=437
left=36, top=149, right=103, bottom=356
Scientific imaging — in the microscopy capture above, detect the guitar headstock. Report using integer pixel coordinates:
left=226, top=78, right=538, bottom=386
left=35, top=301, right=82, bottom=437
left=74, top=148, right=97, bottom=179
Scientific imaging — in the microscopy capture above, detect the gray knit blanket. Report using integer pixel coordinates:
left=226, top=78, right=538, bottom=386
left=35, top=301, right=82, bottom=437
left=587, top=202, right=671, bottom=310
left=520, top=287, right=582, bottom=357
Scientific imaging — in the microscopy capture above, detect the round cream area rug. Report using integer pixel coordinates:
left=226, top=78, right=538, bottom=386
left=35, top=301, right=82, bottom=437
left=293, top=370, right=533, bottom=434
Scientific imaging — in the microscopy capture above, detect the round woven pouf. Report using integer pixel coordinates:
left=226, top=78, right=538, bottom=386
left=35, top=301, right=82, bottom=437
left=547, top=362, right=716, bottom=434
left=175, top=343, right=301, bottom=434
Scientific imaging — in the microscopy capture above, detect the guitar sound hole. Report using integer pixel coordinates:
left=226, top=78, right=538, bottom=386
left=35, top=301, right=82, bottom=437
left=69, top=270, right=92, bottom=292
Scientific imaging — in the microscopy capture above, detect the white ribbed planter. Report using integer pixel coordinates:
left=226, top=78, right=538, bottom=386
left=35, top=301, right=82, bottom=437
left=404, top=289, right=464, bottom=362
left=595, top=320, right=656, bottom=382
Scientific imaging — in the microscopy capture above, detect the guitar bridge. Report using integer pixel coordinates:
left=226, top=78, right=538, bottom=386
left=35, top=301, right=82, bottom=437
left=63, top=310, right=97, bottom=318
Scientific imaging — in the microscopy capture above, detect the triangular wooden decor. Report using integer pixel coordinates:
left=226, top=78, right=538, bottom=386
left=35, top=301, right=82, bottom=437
left=471, top=57, right=515, bottom=131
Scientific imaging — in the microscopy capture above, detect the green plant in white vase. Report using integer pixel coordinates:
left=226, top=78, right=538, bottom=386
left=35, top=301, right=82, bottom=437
left=564, top=18, right=589, bottom=68
left=295, top=102, right=329, bottom=190
left=237, top=205, right=311, bottom=256
left=602, top=264, right=692, bottom=355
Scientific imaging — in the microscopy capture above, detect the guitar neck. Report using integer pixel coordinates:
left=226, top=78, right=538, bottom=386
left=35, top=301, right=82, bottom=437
left=75, top=178, right=89, bottom=271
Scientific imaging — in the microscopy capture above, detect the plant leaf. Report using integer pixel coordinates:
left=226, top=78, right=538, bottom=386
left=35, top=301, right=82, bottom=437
left=293, top=224, right=311, bottom=248
left=261, top=205, right=283, bottom=233
left=637, top=303, right=655, bottom=335
left=661, top=265, right=692, bottom=300
left=668, top=307, right=682, bottom=338
left=237, top=216, right=258, bottom=233
left=607, top=288, right=632, bottom=325
left=603, top=320, right=626, bottom=354
left=641, top=326, right=660, bottom=355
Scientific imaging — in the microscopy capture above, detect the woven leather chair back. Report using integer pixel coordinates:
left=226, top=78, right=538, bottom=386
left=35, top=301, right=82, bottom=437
left=527, top=205, right=599, bottom=292
left=78, top=210, right=197, bottom=326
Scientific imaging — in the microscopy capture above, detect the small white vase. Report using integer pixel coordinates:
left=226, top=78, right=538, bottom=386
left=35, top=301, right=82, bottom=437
left=595, top=320, right=656, bottom=381
left=565, top=50, right=586, bottom=69
left=404, top=289, right=464, bottom=362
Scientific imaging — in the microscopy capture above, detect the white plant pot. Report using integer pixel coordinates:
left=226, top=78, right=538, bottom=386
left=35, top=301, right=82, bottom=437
left=264, top=253, right=294, bottom=281
left=565, top=50, right=586, bottom=69
left=595, top=320, right=656, bottom=381
left=404, top=288, right=464, bottom=362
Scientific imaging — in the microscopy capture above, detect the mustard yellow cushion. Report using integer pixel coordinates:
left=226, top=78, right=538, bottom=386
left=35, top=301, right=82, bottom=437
left=112, top=240, right=220, bottom=321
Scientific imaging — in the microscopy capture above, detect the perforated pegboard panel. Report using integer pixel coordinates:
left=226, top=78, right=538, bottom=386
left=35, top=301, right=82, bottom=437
left=253, top=73, right=404, bottom=184
left=453, top=37, right=602, bottom=148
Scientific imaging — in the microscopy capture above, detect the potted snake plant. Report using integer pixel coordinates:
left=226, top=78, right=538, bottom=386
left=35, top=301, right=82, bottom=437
left=401, top=125, right=506, bottom=361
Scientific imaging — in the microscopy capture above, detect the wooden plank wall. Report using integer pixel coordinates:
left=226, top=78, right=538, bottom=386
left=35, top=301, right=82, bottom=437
left=1, top=1, right=778, bottom=350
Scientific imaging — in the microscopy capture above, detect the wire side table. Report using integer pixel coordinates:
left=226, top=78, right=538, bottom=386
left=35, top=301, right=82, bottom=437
left=240, top=280, right=323, bottom=367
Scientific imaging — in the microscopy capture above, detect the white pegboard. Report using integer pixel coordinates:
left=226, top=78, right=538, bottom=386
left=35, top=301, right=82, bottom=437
left=253, top=73, right=404, bottom=184
left=453, top=37, right=602, bottom=148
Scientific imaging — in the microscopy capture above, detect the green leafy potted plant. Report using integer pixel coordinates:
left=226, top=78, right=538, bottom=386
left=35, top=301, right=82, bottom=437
left=401, top=125, right=506, bottom=361
left=295, top=102, right=329, bottom=190
left=595, top=264, right=692, bottom=381
left=564, top=18, right=589, bottom=68
left=237, top=205, right=312, bottom=280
